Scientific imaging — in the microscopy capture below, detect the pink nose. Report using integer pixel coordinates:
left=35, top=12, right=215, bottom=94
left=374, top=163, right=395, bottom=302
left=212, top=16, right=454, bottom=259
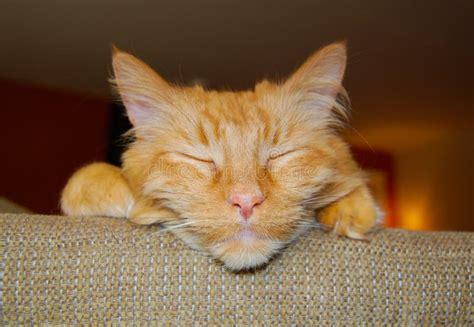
left=229, top=193, right=266, bottom=220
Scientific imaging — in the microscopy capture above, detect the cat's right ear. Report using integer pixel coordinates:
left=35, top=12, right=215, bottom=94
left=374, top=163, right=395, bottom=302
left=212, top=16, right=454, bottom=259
left=281, top=42, right=349, bottom=128
left=111, top=46, right=171, bottom=126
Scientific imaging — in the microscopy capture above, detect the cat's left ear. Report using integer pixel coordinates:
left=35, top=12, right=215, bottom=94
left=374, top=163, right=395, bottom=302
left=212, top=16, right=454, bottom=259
left=111, top=46, right=172, bottom=127
left=283, top=41, right=348, bottom=122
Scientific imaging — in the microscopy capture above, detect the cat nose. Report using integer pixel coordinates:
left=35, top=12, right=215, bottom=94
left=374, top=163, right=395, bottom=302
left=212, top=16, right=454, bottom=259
left=229, top=193, right=266, bottom=220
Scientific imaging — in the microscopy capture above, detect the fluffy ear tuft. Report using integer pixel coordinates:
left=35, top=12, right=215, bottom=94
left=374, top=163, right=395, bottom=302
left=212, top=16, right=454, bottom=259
left=284, top=42, right=349, bottom=125
left=111, top=48, right=170, bottom=126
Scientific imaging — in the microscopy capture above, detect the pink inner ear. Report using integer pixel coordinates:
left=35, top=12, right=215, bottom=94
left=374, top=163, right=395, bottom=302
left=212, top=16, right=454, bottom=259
left=112, top=50, right=172, bottom=127
left=301, top=59, right=345, bottom=98
left=307, top=80, right=340, bottom=98
left=285, top=43, right=347, bottom=100
left=319, top=52, right=346, bottom=83
left=122, top=95, right=154, bottom=127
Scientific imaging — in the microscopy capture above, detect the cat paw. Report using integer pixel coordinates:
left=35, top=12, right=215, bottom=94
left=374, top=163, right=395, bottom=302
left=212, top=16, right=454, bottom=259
left=318, top=186, right=379, bottom=240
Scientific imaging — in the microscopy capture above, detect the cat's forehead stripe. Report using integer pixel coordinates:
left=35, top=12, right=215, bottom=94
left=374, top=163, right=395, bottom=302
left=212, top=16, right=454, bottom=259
left=194, top=90, right=273, bottom=143
left=201, top=108, right=222, bottom=140
left=196, top=120, right=209, bottom=146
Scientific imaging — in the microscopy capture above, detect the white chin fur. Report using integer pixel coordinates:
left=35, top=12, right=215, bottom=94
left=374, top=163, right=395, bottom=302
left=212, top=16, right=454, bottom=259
left=172, top=226, right=310, bottom=270
left=209, top=238, right=283, bottom=270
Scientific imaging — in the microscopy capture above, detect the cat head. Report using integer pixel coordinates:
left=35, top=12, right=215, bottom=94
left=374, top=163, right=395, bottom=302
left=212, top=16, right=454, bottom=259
left=112, top=42, right=356, bottom=270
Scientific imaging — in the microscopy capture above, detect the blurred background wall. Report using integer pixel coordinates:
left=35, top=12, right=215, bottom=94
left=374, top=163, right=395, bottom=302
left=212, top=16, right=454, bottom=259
left=0, top=0, right=472, bottom=230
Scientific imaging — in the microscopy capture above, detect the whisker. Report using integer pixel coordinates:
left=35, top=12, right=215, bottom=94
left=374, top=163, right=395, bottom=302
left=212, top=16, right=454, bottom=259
left=162, top=221, right=196, bottom=231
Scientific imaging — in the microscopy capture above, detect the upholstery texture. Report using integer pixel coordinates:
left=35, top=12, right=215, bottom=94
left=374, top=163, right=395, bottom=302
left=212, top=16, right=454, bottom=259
left=1, top=214, right=472, bottom=325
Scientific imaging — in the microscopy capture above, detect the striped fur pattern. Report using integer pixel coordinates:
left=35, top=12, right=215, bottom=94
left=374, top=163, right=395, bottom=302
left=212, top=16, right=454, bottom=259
left=61, top=42, right=379, bottom=270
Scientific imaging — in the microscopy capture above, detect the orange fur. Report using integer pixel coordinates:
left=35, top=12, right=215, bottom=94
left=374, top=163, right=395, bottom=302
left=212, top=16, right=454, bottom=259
left=61, top=163, right=134, bottom=218
left=61, top=42, right=380, bottom=270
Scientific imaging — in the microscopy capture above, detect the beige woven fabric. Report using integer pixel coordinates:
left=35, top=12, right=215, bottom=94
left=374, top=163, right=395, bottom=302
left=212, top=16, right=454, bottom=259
left=0, top=214, right=472, bottom=325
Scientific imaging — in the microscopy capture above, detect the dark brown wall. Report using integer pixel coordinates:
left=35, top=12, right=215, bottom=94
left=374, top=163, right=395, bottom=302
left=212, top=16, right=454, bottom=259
left=0, top=80, right=110, bottom=213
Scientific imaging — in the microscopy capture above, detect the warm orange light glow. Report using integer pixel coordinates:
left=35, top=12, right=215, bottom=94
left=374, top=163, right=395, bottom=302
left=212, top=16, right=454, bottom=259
left=399, top=201, right=430, bottom=230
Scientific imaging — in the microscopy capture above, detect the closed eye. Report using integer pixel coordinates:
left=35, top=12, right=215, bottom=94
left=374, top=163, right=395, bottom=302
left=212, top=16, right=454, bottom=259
left=268, top=149, right=297, bottom=161
left=175, top=152, right=217, bottom=169
left=177, top=152, right=213, bottom=163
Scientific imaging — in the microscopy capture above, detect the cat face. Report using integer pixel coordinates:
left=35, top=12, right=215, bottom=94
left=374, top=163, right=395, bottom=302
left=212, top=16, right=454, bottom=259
left=113, top=42, right=354, bottom=270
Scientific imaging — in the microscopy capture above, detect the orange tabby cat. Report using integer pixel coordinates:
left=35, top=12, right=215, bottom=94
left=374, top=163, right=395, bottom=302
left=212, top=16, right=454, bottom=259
left=61, top=42, right=380, bottom=270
